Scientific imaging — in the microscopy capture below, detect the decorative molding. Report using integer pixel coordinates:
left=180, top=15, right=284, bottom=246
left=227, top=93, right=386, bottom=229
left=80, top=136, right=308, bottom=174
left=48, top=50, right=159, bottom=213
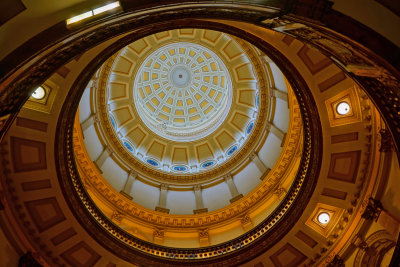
left=60, top=241, right=101, bottom=267
left=0, top=6, right=390, bottom=267
left=379, top=129, right=394, bottom=152
left=11, top=137, right=47, bottom=173
left=193, top=208, right=208, bottom=214
left=16, top=117, right=48, bottom=132
left=153, top=229, right=164, bottom=245
left=15, top=14, right=321, bottom=265
left=24, top=197, right=66, bottom=233
left=240, top=214, right=253, bottom=232
left=327, top=255, right=345, bottom=267
left=95, top=29, right=272, bottom=184
left=327, top=150, right=361, bottom=183
left=111, top=210, right=124, bottom=223
left=199, top=229, right=209, bottom=246
left=50, top=227, right=77, bottom=246
left=270, top=243, right=307, bottom=267
left=295, top=230, right=317, bottom=248
left=155, top=206, right=170, bottom=214
left=362, top=197, right=383, bottom=221
left=230, top=194, right=243, bottom=203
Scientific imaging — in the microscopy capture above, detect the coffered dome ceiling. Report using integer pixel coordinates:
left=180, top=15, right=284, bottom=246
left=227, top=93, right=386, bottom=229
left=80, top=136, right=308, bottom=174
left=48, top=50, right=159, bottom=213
left=75, top=28, right=299, bottom=247
left=134, top=42, right=232, bottom=141
left=80, top=29, right=281, bottom=183
left=1, top=4, right=399, bottom=267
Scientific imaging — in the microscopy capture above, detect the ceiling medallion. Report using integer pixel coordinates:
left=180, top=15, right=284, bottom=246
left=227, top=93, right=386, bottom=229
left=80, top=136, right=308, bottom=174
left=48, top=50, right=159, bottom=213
left=133, top=42, right=233, bottom=142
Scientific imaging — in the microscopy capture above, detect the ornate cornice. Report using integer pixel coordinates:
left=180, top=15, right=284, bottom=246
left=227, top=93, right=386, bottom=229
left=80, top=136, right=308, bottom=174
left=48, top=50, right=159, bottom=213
left=55, top=19, right=323, bottom=265
left=73, top=91, right=301, bottom=229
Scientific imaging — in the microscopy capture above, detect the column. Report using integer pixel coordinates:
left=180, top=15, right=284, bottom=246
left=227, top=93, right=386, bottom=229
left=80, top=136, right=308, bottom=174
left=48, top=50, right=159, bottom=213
left=362, top=197, right=400, bottom=236
left=379, top=129, right=394, bottom=152
left=249, top=151, right=270, bottom=178
left=266, top=121, right=286, bottom=147
left=262, top=55, right=273, bottom=64
left=80, top=113, right=97, bottom=133
left=120, top=171, right=137, bottom=200
left=155, top=184, right=169, bottom=214
left=94, top=146, right=112, bottom=170
left=225, top=174, right=243, bottom=203
left=271, top=88, right=288, bottom=102
left=193, top=185, right=208, bottom=214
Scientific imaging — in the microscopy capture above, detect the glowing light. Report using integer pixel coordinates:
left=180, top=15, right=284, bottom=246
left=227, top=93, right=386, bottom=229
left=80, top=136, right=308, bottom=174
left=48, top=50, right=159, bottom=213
left=317, top=212, right=330, bottom=224
left=31, top=86, right=46, bottom=100
left=66, top=2, right=120, bottom=25
left=66, top=11, right=93, bottom=25
left=336, top=101, right=350, bottom=115
left=93, top=2, right=120, bottom=15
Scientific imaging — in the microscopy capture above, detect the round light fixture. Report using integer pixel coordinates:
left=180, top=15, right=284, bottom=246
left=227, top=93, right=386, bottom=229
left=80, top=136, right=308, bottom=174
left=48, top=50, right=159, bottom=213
left=317, top=212, right=330, bottom=224
left=336, top=101, right=350, bottom=115
left=31, top=86, right=46, bottom=100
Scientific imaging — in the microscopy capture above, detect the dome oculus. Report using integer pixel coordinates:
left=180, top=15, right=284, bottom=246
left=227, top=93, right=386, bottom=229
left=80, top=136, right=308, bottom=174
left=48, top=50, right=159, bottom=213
left=133, top=42, right=232, bottom=142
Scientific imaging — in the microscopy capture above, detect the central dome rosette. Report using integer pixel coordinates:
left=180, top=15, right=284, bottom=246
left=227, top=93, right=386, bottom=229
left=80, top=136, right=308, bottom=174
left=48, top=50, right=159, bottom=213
left=133, top=42, right=232, bottom=142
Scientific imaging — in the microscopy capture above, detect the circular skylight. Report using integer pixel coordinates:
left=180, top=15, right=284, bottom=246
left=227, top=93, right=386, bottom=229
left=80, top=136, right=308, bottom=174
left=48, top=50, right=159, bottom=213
left=31, top=86, right=46, bottom=100
left=133, top=42, right=232, bottom=142
left=336, top=101, right=350, bottom=115
left=317, top=212, right=330, bottom=224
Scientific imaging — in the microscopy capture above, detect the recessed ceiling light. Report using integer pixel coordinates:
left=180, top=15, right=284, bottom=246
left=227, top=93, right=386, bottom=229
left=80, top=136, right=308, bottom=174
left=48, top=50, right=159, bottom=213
left=66, top=11, right=93, bottom=25
left=317, top=212, right=330, bottom=224
left=93, top=2, right=120, bottom=15
left=31, top=86, right=46, bottom=100
left=336, top=101, right=350, bottom=115
left=66, top=2, right=121, bottom=25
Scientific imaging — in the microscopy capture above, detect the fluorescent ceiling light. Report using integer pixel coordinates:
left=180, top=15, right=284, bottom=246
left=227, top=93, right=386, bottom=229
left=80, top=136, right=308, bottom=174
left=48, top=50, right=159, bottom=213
left=66, top=11, right=93, bottom=25
left=93, top=2, right=120, bottom=15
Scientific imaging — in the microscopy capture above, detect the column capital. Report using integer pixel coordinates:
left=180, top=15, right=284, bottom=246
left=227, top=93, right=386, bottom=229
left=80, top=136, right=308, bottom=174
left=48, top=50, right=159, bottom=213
left=111, top=210, right=124, bottom=223
left=327, top=255, right=345, bottom=267
left=93, top=113, right=99, bottom=124
left=105, top=145, right=113, bottom=155
left=362, top=197, right=383, bottom=221
left=128, top=170, right=137, bottom=177
left=160, top=184, right=169, bottom=191
left=379, top=129, right=394, bottom=152
left=265, top=121, right=272, bottom=131
left=193, top=185, right=202, bottom=191
left=249, top=151, right=257, bottom=160
left=224, top=174, right=233, bottom=182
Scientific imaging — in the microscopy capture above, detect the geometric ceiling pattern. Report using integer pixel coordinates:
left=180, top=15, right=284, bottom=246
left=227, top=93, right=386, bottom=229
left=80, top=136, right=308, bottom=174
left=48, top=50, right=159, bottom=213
left=1, top=4, right=398, bottom=266
left=134, top=42, right=232, bottom=142
left=97, top=29, right=267, bottom=177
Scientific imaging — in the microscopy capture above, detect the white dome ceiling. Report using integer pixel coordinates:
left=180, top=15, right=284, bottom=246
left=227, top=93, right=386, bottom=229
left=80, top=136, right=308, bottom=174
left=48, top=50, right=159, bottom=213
left=133, top=42, right=232, bottom=142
